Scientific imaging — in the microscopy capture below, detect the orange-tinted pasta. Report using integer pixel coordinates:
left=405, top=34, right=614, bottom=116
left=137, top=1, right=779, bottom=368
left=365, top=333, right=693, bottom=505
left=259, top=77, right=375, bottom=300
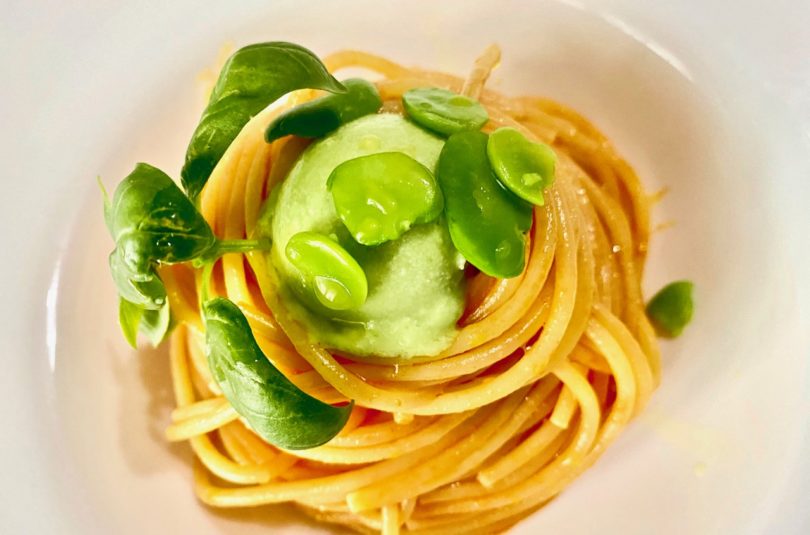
left=163, top=47, right=661, bottom=534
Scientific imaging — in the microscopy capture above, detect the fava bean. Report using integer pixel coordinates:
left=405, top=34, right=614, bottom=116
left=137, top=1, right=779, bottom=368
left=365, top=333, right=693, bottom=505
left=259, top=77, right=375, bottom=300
left=285, top=231, right=368, bottom=310
left=402, top=87, right=488, bottom=136
left=646, top=281, right=694, bottom=338
left=487, top=127, right=556, bottom=205
left=437, top=131, right=532, bottom=278
left=328, top=152, right=443, bottom=246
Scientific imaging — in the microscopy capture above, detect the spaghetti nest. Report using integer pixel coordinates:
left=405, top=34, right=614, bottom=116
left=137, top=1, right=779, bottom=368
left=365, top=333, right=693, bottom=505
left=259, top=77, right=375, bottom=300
left=161, top=47, right=661, bottom=534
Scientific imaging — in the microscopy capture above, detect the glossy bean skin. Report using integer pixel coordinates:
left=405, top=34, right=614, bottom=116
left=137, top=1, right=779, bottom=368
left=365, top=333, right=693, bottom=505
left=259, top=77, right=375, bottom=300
left=265, top=78, right=382, bottom=143
left=204, top=297, right=352, bottom=450
left=437, top=131, right=533, bottom=278
left=285, top=231, right=368, bottom=311
left=402, top=87, right=488, bottom=136
left=487, top=127, right=556, bottom=206
left=327, top=152, right=443, bottom=246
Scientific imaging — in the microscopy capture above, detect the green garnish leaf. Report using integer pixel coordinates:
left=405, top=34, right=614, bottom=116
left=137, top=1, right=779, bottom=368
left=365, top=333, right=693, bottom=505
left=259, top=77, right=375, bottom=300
left=487, top=127, right=556, bottom=206
left=118, top=297, right=172, bottom=348
left=437, top=130, right=532, bottom=278
left=105, top=162, right=270, bottom=333
left=402, top=87, right=489, bottom=136
left=108, top=163, right=216, bottom=274
left=118, top=297, right=144, bottom=349
left=182, top=42, right=346, bottom=200
left=266, top=78, right=382, bottom=143
left=140, top=299, right=172, bottom=347
left=327, top=151, right=443, bottom=246
left=285, top=231, right=368, bottom=311
left=646, top=280, right=694, bottom=338
left=106, top=162, right=214, bottom=309
left=109, top=251, right=167, bottom=309
left=203, top=297, right=353, bottom=449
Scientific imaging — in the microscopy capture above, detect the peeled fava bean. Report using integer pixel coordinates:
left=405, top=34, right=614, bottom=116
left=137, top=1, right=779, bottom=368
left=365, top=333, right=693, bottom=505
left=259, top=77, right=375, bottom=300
left=402, top=87, right=488, bottom=136
left=285, top=231, right=368, bottom=311
left=328, top=151, right=443, bottom=246
left=436, top=130, right=533, bottom=278
left=487, top=127, right=556, bottom=206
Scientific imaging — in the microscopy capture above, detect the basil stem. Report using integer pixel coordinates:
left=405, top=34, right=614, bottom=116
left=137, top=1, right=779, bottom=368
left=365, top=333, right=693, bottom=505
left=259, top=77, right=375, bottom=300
left=203, top=297, right=353, bottom=449
left=182, top=42, right=346, bottom=200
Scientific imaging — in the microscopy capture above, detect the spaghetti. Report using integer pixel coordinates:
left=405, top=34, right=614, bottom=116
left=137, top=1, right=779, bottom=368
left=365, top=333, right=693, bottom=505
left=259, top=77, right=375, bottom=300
left=161, top=47, right=660, bottom=534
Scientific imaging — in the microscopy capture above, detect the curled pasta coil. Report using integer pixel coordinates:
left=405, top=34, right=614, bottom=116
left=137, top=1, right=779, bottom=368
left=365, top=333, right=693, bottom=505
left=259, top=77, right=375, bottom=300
left=161, top=47, right=661, bottom=535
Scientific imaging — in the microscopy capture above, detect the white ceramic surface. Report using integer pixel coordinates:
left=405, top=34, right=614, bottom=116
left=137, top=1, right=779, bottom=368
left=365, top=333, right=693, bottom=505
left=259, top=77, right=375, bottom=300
left=1, top=1, right=808, bottom=533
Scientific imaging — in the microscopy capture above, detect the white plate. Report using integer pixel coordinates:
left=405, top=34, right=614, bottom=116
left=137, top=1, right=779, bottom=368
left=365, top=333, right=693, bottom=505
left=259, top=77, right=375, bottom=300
left=2, top=0, right=809, bottom=533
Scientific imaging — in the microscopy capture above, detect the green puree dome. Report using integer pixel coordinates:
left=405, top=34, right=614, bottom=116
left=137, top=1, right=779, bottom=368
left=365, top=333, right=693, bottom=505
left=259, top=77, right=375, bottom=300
left=267, top=113, right=465, bottom=358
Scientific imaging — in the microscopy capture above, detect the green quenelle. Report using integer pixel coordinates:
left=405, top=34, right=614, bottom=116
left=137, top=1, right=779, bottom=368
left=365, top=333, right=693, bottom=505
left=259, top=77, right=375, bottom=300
left=646, top=281, right=694, bottom=338
left=203, top=297, right=353, bottom=449
left=266, top=78, right=382, bottom=143
left=182, top=42, right=346, bottom=200
left=269, top=113, right=465, bottom=358
left=487, top=127, right=556, bottom=206
left=286, top=231, right=368, bottom=311
left=402, top=87, right=489, bottom=136
left=328, top=152, right=443, bottom=246
left=437, top=130, right=533, bottom=278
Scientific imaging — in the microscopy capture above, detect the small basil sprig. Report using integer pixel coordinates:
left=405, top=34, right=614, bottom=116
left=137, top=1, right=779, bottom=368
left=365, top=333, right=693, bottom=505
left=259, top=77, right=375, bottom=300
left=105, top=163, right=215, bottom=306
left=203, top=297, right=353, bottom=449
left=109, top=163, right=215, bottom=272
left=103, top=163, right=267, bottom=347
left=182, top=41, right=346, bottom=200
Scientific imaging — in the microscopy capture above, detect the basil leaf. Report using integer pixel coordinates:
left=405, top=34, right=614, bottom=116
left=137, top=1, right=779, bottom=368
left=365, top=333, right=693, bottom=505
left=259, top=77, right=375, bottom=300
left=203, top=297, right=353, bottom=450
left=106, top=162, right=212, bottom=314
left=118, top=297, right=172, bottom=349
left=118, top=297, right=143, bottom=349
left=182, top=42, right=346, bottom=200
left=109, top=163, right=216, bottom=275
left=109, top=251, right=167, bottom=309
left=265, top=78, right=382, bottom=143
left=140, top=300, right=172, bottom=347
